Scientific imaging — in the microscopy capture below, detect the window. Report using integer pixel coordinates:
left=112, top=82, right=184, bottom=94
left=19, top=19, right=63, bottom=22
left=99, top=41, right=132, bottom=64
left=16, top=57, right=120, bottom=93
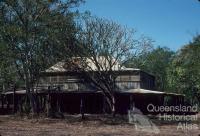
left=116, top=75, right=140, bottom=82
left=64, top=83, right=79, bottom=90
left=120, top=76, right=130, bottom=81
left=58, top=76, right=66, bottom=83
left=116, top=81, right=140, bottom=90
left=130, top=75, right=140, bottom=81
left=127, top=82, right=132, bottom=88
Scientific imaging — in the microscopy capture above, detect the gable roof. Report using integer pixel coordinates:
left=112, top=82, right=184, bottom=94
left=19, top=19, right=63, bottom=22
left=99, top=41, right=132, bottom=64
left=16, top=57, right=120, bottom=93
left=45, top=56, right=140, bottom=73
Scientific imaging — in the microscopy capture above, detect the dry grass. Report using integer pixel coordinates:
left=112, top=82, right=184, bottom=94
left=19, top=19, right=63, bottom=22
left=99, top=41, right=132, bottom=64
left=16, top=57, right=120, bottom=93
left=0, top=114, right=199, bottom=136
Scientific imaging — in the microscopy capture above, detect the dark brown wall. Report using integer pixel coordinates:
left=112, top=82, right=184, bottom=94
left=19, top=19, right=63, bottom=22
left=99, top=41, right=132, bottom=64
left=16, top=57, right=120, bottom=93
left=140, top=71, right=155, bottom=90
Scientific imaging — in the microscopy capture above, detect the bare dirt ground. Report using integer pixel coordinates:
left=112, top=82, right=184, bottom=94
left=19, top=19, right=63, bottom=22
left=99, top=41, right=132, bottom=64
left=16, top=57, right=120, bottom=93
left=0, top=114, right=199, bottom=136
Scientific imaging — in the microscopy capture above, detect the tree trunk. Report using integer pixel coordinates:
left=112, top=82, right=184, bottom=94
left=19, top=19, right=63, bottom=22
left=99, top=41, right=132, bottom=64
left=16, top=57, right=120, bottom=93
left=46, top=87, right=51, bottom=117
left=24, top=76, right=37, bottom=115
left=1, top=95, right=4, bottom=109
left=13, top=85, right=16, bottom=114
left=27, top=92, right=37, bottom=114
left=80, top=96, right=85, bottom=120
left=57, top=87, right=61, bottom=113
left=46, top=94, right=50, bottom=117
left=111, top=96, right=116, bottom=117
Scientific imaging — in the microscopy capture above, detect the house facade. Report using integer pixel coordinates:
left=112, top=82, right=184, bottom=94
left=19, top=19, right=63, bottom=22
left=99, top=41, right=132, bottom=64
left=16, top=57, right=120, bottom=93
left=34, top=59, right=183, bottom=114
left=0, top=58, right=184, bottom=115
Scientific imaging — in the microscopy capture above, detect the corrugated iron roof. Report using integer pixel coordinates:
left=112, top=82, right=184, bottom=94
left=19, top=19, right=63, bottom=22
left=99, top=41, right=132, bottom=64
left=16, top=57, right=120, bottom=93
left=121, top=88, right=184, bottom=96
left=45, top=56, right=140, bottom=73
left=2, top=88, right=184, bottom=97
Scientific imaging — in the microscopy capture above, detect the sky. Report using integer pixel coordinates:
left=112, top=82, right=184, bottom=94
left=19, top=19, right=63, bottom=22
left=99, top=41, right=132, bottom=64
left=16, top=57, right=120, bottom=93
left=78, top=0, right=200, bottom=51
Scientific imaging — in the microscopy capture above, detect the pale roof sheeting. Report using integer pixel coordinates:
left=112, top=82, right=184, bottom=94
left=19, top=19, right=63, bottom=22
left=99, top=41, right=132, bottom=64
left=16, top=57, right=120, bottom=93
left=121, top=88, right=184, bottom=96
left=123, top=88, right=165, bottom=94
left=46, top=61, right=68, bottom=72
left=3, top=90, right=26, bottom=95
left=45, top=56, right=140, bottom=73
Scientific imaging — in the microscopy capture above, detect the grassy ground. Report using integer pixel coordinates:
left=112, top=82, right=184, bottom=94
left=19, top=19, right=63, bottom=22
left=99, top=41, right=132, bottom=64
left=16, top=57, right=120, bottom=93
left=0, top=114, right=199, bottom=136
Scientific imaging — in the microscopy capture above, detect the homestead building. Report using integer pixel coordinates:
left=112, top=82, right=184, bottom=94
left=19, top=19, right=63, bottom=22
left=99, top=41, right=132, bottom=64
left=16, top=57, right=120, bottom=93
left=0, top=57, right=184, bottom=114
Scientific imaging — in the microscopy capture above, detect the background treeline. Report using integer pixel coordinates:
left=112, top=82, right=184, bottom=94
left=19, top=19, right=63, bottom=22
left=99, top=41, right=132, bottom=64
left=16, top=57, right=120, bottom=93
left=0, top=0, right=199, bottom=111
left=125, top=35, right=200, bottom=105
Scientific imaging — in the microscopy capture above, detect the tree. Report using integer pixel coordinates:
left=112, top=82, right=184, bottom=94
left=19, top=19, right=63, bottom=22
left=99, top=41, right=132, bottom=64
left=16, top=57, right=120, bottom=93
left=167, top=35, right=200, bottom=105
left=0, top=42, right=19, bottom=91
left=125, top=47, right=174, bottom=91
left=73, top=16, right=153, bottom=116
left=0, top=0, right=83, bottom=114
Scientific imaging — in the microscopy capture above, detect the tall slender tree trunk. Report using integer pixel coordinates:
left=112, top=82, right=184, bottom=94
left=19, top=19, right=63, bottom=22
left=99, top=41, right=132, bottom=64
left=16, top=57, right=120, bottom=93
left=111, top=96, right=116, bottom=117
left=46, top=87, right=51, bottom=117
left=13, top=85, right=16, bottom=114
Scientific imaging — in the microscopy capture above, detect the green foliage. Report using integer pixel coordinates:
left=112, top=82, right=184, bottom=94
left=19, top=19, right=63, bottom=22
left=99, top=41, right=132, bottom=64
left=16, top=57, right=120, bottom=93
left=125, top=46, right=174, bottom=91
left=0, top=42, right=18, bottom=91
left=0, top=0, right=84, bottom=114
left=126, top=38, right=200, bottom=105
left=167, top=35, right=200, bottom=104
left=0, top=0, right=83, bottom=92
